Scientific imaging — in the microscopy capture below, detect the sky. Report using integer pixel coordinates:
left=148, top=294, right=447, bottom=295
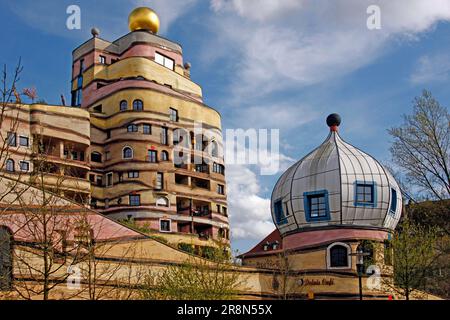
left=1, top=0, right=450, bottom=254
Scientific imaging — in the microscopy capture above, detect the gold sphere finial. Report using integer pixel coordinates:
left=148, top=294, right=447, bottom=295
left=129, top=7, right=160, bottom=34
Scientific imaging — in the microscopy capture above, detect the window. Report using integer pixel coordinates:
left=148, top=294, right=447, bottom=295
left=71, top=151, right=78, bottom=161
left=93, top=105, right=102, bottom=113
left=72, top=75, right=83, bottom=107
left=273, top=200, right=286, bottom=225
left=129, top=195, right=140, bottom=206
left=19, top=136, right=29, bottom=147
left=156, top=197, right=169, bottom=207
left=304, top=190, right=330, bottom=222
left=91, top=152, right=102, bottom=163
left=161, top=127, right=168, bottom=145
left=118, top=173, right=124, bottom=182
left=155, top=52, right=175, bottom=70
left=106, top=172, right=113, bottom=187
left=143, top=124, right=152, bottom=135
left=329, top=244, right=350, bottom=268
left=120, top=100, right=128, bottom=111
left=133, top=99, right=143, bottom=111
left=148, top=150, right=157, bottom=163
left=128, top=171, right=139, bottom=179
left=213, top=163, right=225, bottom=175
left=217, top=205, right=221, bottom=214
left=6, top=132, right=16, bottom=147
left=106, top=130, right=111, bottom=139
left=19, top=161, right=29, bottom=172
left=169, top=108, right=178, bottom=122
left=217, top=184, right=225, bottom=195
left=105, top=151, right=111, bottom=161
left=99, top=55, right=106, bottom=64
left=156, top=172, right=164, bottom=190
left=355, top=182, right=376, bottom=206
left=160, top=219, right=171, bottom=232
left=123, top=147, right=133, bottom=159
left=5, top=159, right=14, bottom=172
left=0, top=227, right=12, bottom=291
left=390, top=188, right=397, bottom=214
left=79, top=59, right=84, bottom=72
left=222, top=207, right=227, bottom=216
left=127, top=124, right=139, bottom=133
left=161, top=151, right=169, bottom=161
left=96, top=176, right=103, bottom=187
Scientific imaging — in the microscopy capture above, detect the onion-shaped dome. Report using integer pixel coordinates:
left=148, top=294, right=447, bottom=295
left=271, top=114, right=402, bottom=237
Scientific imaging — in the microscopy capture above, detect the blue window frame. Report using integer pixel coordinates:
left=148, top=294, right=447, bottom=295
left=354, top=181, right=377, bottom=207
left=273, top=200, right=287, bottom=225
left=390, top=188, right=397, bottom=214
left=304, top=190, right=330, bottom=222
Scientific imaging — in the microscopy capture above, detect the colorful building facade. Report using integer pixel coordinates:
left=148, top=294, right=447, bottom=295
left=1, top=7, right=229, bottom=247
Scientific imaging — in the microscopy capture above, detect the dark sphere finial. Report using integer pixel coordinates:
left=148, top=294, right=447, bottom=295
left=326, top=113, right=341, bottom=131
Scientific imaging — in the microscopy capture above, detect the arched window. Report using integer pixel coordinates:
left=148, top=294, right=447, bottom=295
left=5, top=159, right=14, bottom=172
left=161, top=151, right=169, bottom=161
left=123, top=147, right=133, bottom=159
left=327, top=243, right=351, bottom=269
left=156, top=197, right=169, bottom=207
left=133, top=99, right=143, bottom=111
left=0, top=227, right=12, bottom=291
left=120, top=100, right=128, bottom=111
left=91, top=152, right=102, bottom=163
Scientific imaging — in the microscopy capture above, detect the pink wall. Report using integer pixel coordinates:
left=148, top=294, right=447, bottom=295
left=283, top=228, right=389, bottom=250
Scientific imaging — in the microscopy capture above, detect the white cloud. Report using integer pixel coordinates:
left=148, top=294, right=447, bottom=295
left=205, top=0, right=450, bottom=100
left=410, top=53, right=450, bottom=84
left=226, top=165, right=275, bottom=240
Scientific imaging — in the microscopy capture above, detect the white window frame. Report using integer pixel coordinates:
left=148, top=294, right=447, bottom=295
left=156, top=197, right=170, bottom=207
left=159, top=219, right=172, bottom=233
left=326, top=242, right=352, bottom=270
left=155, top=52, right=175, bottom=70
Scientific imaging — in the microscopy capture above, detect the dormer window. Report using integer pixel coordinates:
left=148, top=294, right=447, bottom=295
left=274, top=200, right=287, bottom=225
left=155, top=52, right=174, bottom=70
left=304, top=190, right=330, bottom=222
left=390, top=188, right=397, bottom=214
left=354, top=181, right=376, bottom=207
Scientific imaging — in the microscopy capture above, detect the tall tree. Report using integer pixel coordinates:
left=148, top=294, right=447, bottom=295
left=382, top=219, right=438, bottom=300
left=388, top=90, right=450, bottom=200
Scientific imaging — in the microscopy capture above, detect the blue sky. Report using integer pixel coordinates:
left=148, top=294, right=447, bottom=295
left=1, top=0, right=450, bottom=253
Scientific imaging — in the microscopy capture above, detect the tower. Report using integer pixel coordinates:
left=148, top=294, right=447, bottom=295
left=70, top=7, right=229, bottom=246
left=240, top=114, right=403, bottom=298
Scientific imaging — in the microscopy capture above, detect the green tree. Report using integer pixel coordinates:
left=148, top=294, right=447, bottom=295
left=384, top=219, right=438, bottom=300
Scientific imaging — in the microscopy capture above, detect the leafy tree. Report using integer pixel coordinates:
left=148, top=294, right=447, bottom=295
left=383, top=219, right=438, bottom=300
left=388, top=90, right=450, bottom=200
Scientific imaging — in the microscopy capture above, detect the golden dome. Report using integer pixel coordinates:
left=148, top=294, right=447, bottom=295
left=128, top=7, right=160, bottom=34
